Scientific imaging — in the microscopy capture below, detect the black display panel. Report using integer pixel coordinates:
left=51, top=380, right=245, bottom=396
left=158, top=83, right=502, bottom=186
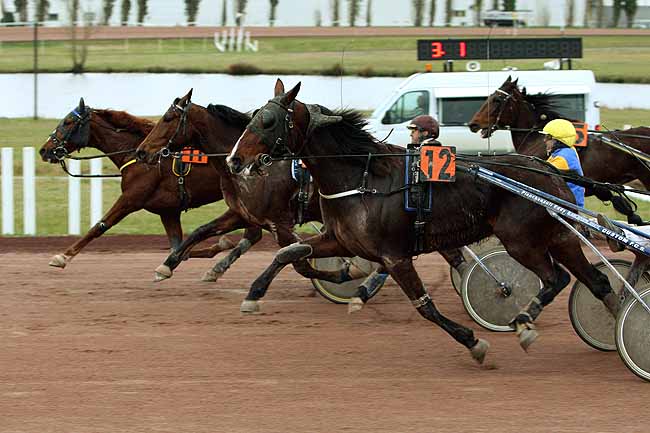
left=416, top=38, right=582, bottom=60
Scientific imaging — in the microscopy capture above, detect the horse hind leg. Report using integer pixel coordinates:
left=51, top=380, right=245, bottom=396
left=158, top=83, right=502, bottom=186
left=383, top=256, right=489, bottom=364
left=201, top=227, right=263, bottom=282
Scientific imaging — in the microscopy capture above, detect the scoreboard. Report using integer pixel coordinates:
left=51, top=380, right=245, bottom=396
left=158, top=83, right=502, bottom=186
left=416, top=38, right=583, bottom=61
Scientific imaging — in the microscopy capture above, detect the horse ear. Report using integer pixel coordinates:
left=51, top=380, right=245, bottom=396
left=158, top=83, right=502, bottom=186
left=283, top=82, right=301, bottom=104
left=185, top=88, right=193, bottom=103
left=274, top=79, right=285, bottom=97
left=522, top=87, right=527, bottom=95
left=79, top=97, right=85, bottom=112
left=505, top=75, right=512, bottom=83
left=512, top=78, right=519, bottom=86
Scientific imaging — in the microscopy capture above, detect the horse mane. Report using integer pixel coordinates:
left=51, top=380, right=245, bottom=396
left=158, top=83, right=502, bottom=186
left=206, top=104, right=251, bottom=129
left=315, top=106, right=402, bottom=175
left=521, top=91, right=573, bottom=124
left=93, top=109, right=155, bottom=136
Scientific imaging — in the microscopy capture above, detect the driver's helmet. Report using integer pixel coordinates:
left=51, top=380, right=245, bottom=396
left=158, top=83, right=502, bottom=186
left=406, top=115, right=440, bottom=139
left=540, top=119, right=577, bottom=147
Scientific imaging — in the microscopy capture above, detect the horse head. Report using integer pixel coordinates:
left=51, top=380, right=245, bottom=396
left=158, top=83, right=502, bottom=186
left=227, top=78, right=341, bottom=175
left=40, top=97, right=92, bottom=163
left=468, top=76, right=523, bottom=138
left=136, top=89, right=197, bottom=164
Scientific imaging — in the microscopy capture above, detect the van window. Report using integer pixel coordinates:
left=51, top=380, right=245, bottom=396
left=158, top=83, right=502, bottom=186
left=382, top=91, right=429, bottom=125
left=439, top=97, right=486, bottom=126
left=550, top=94, right=586, bottom=121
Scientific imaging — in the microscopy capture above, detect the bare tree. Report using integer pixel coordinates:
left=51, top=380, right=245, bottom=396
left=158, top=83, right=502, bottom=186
left=502, top=0, right=515, bottom=11
left=445, top=0, right=452, bottom=25
left=136, top=0, right=147, bottom=25
left=473, top=0, right=483, bottom=25
left=584, top=0, right=592, bottom=27
left=366, top=0, right=372, bottom=26
left=429, top=0, right=436, bottom=26
left=332, top=0, right=340, bottom=26
left=14, top=0, right=27, bottom=21
left=624, top=0, right=638, bottom=27
left=120, top=0, right=130, bottom=25
left=102, top=0, right=115, bottom=25
left=185, top=0, right=201, bottom=25
left=68, top=0, right=90, bottom=73
left=349, top=0, right=360, bottom=26
left=235, top=0, right=247, bottom=25
left=221, top=0, right=227, bottom=26
left=610, top=0, right=622, bottom=27
left=596, top=0, right=604, bottom=27
left=566, top=0, right=574, bottom=27
left=269, top=0, right=279, bottom=26
left=37, top=0, right=50, bottom=22
left=413, top=0, right=424, bottom=26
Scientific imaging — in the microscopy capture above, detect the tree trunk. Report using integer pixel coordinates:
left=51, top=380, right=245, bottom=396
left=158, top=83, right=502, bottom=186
left=413, top=0, right=424, bottom=26
left=366, top=0, right=372, bottom=26
left=429, top=0, right=436, bottom=26
left=332, top=0, right=340, bottom=26
left=445, top=0, right=452, bottom=25
left=121, top=0, right=131, bottom=25
left=349, top=0, right=360, bottom=26
left=269, top=0, right=278, bottom=26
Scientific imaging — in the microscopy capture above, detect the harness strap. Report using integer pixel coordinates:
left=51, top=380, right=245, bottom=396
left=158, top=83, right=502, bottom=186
left=119, top=159, right=137, bottom=172
left=319, top=189, right=365, bottom=200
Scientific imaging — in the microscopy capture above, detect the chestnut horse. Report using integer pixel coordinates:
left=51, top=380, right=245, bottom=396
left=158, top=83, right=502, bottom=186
left=40, top=98, right=238, bottom=270
left=226, top=79, right=622, bottom=365
left=135, top=90, right=389, bottom=293
left=469, top=76, right=650, bottom=219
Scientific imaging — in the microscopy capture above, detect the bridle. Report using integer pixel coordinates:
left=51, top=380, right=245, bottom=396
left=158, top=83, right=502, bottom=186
left=48, top=107, right=91, bottom=160
left=158, top=101, right=193, bottom=159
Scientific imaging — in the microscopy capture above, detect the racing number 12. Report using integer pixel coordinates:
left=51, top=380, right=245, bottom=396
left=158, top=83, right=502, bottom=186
left=420, top=146, right=456, bottom=182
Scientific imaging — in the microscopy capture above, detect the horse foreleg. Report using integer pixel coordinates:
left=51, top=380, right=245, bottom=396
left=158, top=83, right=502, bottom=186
left=241, top=233, right=350, bottom=313
left=382, top=256, right=488, bottom=364
left=154, top=209, right=248, bottom=281
left=187, top=236, right=237, bottom=258
left=439, top=248, right=469, bottom=274
left=49, top=194, right=140, bottom=268
left=200, top=227, right=263, bottom=282
left=160, top=211, right=183, bottom=251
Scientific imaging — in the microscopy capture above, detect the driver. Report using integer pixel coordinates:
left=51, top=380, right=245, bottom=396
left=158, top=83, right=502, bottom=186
left=406, top=115, right=440, bottom=150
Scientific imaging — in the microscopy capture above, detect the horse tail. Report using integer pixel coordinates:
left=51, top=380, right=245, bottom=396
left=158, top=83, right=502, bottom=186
left=587, top=185, right=646, bottom=225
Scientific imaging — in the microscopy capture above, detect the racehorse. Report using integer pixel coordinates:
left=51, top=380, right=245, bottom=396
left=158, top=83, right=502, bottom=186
left=134, top=90, right=387, bottom=292
left=40, top=98, right=238, bottom=269
left=226, top=79, right=621, bottom=364
left=468, top=76, right=650, bottom=200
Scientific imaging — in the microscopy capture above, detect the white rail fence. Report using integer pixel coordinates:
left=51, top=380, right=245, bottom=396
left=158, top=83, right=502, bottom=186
left=1, top=146, right=649, bottom=236
left=1, top=147, right=104, bottom=235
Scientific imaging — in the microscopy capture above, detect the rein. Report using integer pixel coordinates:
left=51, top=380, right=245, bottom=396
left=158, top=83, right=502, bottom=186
left=59, top=159, right=123, bottom=178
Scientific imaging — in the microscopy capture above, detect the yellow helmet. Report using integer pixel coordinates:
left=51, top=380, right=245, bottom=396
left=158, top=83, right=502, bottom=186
left=541, top=119, right=577, bottom=147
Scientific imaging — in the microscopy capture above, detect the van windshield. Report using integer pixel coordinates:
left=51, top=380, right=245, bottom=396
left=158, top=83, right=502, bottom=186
left=439, top=94, right=586, bottom=125
left=381, top=90, right=430, bottom=125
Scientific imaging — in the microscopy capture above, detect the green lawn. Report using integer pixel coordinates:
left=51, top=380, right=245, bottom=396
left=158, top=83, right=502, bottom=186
left=1, top=106, right=648, bottom=236
left=2, top=35, right=650, bottom=82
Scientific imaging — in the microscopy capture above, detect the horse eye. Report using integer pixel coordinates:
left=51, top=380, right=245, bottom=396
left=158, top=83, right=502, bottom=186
left=261, top=110, right=275, bottom=128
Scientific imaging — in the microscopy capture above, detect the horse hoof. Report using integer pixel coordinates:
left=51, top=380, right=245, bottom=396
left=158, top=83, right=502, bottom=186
left=48, top=254, right=70, bottom=268
left=154, top=264, right=172, bottom=282
left=240, top=300, right=260, bottom=313
left=519, top=329, right=539, bottom=352
left=470, top=338, right=490, bottom=364
left=347, top=297, right=365, bottom=314
left=200, top=270, right=223, bottom=282
left=218, top=236, right=236, bottom=250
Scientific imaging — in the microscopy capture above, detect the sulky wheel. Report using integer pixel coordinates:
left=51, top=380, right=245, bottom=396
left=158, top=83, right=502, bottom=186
left=569, top=260, right=650, bottom=352
left=310, top=257, right=381, bottom=304
left=616, top=285, right=650, bottom=382
left=461, top=249, right=543, bottom=332
left=450, top=236, right=504, bottom=295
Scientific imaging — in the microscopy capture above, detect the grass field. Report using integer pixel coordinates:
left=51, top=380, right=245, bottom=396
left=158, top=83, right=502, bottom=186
left=2, top=35, right=650, bottom=82
left=1, top=106, right=649, bottom=236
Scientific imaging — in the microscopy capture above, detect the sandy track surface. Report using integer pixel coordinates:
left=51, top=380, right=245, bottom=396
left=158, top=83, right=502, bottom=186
left=0, top=235, right=647, bottom=432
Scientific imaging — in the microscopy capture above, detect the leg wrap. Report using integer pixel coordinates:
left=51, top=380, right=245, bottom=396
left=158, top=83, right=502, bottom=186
left=414, top=294, right=478, bottom=349
left=358, top=271, right=389, bottom=301
left=275, top=243, right=313, bottom=264
left=523, top=297, right=543, bottom=321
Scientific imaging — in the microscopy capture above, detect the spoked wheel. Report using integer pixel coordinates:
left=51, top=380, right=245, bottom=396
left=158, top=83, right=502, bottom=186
left=310, top=257, right=381, bottom=304
left=569, top=260, right=650, bottom=351
left=449, top=236, right=504, bottom=295
left=616, top=285, right=650, bottom=382
left=461, top=249, right=543, bottom=332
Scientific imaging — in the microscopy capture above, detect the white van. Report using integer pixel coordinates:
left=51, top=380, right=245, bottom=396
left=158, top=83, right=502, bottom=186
left=366, top=69, right=600, bottom=154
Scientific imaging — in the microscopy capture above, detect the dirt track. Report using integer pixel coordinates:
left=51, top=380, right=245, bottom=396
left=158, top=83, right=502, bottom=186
left=1, top=235, right=648, bottom=433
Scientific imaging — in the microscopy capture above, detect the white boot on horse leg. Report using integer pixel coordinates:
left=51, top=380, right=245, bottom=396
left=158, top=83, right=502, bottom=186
left=240, top=299, right=260, bottom=313
left=516, top=321, right=538, bottom=352
left=347, top=297, right=365, bottom=314
left=201, top=269, right=223, bottom=283
left=49, top=254, right=72, bottom=268
left=470, top=338, right=490, bottom=364
left=154, top=264, right=172, bottom=282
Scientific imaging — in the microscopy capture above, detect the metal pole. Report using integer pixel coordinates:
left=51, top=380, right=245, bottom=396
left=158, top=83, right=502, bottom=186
left=33, top=21, right=38, bottom=119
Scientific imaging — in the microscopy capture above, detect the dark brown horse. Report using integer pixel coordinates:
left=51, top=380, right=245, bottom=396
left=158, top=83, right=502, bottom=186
left=134, top=90, right=387, bottom=293
left=40, top=98, right=238, bottom=270
left=226, top=79, right=623, bottom=364
left=469, top=76, right=650, bottom=191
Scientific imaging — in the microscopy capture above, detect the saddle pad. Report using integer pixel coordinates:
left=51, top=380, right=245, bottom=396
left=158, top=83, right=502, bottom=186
left=404, top=154, right=433, bottom=213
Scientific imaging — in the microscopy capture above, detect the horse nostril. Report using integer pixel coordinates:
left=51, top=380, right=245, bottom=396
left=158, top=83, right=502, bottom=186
left=39, top=148, right=45, bottom=156
left=230, top=156, right=242, bottom=172
left=468, top=123, right=479, bottom=133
